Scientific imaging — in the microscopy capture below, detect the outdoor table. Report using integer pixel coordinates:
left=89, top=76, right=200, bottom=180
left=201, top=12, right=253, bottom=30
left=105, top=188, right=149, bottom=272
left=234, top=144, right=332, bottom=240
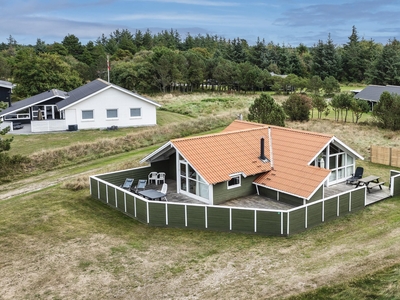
left=138, top=189, right=166, bottom=201
left=355, top=175, right=384, bottom=193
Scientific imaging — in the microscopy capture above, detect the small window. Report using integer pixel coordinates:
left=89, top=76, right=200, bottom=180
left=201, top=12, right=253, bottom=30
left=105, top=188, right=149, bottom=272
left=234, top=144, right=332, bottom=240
left=107, top=109, right=118, bottom=118
left=82, top=110, right=94, bottom=120
left=227, top=175, right=241, bottom=189
left=130, top=108, right=141, bottom=117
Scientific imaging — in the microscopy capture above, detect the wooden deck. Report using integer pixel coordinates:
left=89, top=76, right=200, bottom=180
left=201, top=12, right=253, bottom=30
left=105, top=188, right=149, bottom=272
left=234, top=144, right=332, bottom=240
left=146, top=180, right=295, bottom=210
left=324, top=182, right=391, bottom=205
left=145, top=180, right=391, bottom=210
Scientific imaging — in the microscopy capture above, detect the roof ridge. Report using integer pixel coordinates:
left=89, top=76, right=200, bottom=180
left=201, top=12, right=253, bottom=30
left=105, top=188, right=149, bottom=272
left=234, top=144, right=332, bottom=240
left=172, top=122, right=332, bottom=143
left=270, top=125, right=333, bottom=138
left=172, top=126, right=268, bottom=142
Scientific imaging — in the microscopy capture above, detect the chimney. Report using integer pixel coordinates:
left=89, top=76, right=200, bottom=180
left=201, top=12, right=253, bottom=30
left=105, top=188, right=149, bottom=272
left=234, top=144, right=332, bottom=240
left=259, top=137, right=267, bottom=161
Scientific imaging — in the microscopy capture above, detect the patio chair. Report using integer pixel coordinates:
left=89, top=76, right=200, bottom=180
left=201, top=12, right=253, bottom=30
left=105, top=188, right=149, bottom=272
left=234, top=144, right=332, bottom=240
left=158, top=183, right=168, bottom=201
left=157, top=172, right=166, bottom=185
left=121, top=178, right=134, bottom=190
left=346, top=167, right=364, bottom=184
left=148, top=172, right=158, bottom=184
left=135, top=179, right=147, bottom=192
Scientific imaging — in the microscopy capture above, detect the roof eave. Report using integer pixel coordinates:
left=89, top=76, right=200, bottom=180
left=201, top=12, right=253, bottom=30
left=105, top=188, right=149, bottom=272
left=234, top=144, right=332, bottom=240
left=140, top=141, right=173, bottom=163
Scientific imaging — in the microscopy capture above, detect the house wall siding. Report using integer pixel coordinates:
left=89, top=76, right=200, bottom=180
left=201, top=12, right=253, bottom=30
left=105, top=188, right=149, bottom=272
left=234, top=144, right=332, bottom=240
left=212, top=175, right=258, bottom=205
left=97, top=166, right=153, bottom=187
left=258, top=187, right=278, bottom=199
left=64, top=88, right=157, bottom=129
left=309, top=185, right=324, bottom=203
left=279, top=193, right=304, bottom=207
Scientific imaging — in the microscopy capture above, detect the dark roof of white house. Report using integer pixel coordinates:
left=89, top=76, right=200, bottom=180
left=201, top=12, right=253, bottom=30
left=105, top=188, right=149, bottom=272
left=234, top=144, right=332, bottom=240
left=0, top=89, right=68, bottom=117
left=57, top=78, right=161, bottom=110
left=355, top=85, right=400, bottom=102
left=0, top=80, right=15, bottom=89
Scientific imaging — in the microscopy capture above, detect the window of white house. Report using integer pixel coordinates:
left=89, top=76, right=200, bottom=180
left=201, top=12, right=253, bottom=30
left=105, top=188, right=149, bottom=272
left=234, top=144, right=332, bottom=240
left=82, top=110, right=94, bottom=120
left=130, top=108, right=141, bottom=117
left=227, top=175, right=241, bottom=189
left=107, top=109, right=118, bottom=118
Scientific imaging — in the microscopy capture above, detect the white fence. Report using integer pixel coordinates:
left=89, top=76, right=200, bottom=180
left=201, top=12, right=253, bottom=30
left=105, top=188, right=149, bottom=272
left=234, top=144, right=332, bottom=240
left=31, top=120, right=67, bottom=133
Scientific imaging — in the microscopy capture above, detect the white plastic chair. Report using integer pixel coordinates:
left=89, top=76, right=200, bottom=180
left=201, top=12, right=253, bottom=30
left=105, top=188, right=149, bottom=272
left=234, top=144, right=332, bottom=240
left=148, top=172, right=158, bottom=184
left=157, top=172, right=166, bottom=185
left=158, top=183, right=168, bottom=201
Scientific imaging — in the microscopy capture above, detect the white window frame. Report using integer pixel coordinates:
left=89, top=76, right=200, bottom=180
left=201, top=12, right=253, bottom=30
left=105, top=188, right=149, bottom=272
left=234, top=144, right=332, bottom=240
left=227, top=175, right=241, bottom=189
left=130, top=107, right=142, bottom=118
left=106, top=109, right=118, bottom=119
left=82, top=110, right=94, bottom=120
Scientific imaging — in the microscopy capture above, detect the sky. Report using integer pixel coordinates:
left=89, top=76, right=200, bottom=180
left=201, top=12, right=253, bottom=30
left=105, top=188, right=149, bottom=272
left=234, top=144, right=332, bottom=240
left=2, top=0, right=400, bottom=47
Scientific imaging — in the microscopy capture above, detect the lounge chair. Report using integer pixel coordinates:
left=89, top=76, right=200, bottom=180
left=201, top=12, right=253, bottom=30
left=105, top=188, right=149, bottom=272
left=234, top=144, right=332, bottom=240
left=148, top=172, right=158, bottom=184
left=346, top=167, right=364, bottom=184
left=121, top=178, right=134, bottom=190
left=136, top=179, right=147, bottom=191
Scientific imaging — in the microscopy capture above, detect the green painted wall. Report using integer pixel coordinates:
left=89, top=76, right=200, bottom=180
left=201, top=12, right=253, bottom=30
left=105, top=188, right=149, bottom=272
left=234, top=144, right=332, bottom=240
left=116, top=189, right=125, bottom=212
left=213, top=175, right=258, bottom=205
left=98, top=166, right=152, bottom=187
left=324, top=197, right=338, bottom=222
left=187, top=206, right=206, bottom=229
left=288, top=208, right=306, bottom=234
left=258, top=187, right=278, bottom=200
left=256, top=211, right=282, bottom=236
left=168, top=205, right=186, bottom=227
left=394, top=176, right=400, bottom=197
left=126, top=194, right=135, bottom=217
left=152, top=157, right=175, bottom=180
left=107, top=185, right=116, bottom=208
left=307, top=202, right=323, bottom=228
left=339, top=193, right=350, bottom=216
left=90, top=177, right=99, bottom=199
left=99, top=182, right=107, bottom=204
left=148, top=202, right=167, bottom=226
left=136, top=199, right=147, bottom=223
left=279, top=193, right=304, bottom=207
left=309, top=185, right=324, bottom=203
left=207, top=207, right=230, bottom=231
left=350, top=188, right=365, bottom=211
left=231, top=209, right=254, bottom=233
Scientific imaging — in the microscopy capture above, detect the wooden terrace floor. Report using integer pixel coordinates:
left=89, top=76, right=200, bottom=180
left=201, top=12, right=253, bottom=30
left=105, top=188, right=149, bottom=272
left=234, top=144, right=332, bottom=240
left=143, top=179, right=391, bottom=210
left=145, top=179, right=295, bottom=210
left=324, top=182, right=391, bottom=206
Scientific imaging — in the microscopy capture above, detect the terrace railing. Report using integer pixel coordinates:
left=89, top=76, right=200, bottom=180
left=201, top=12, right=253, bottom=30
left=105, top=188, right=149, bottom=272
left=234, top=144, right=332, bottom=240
left=390, top=170, right=400, bottom=197
left=90, top=169, right=368, bottom=236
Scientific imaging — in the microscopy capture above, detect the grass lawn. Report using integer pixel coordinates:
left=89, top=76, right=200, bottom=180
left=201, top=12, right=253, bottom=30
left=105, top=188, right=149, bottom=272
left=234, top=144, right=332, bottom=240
left=10, top=110, right=192, bottom=156
left=1, top=171, right=400, bottom=299
left=2, top=91, right=400, bottom=298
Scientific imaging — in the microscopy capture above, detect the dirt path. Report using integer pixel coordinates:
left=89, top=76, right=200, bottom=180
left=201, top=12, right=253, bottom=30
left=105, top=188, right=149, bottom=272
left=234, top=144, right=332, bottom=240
left=0, top=167, right=102, bottom=201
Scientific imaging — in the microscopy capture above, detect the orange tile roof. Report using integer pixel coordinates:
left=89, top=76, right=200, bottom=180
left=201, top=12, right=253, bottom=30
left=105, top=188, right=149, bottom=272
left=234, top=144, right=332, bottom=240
left=172, top=120, right=333, bottom=199
left=172, top=128, right=272, bottom=184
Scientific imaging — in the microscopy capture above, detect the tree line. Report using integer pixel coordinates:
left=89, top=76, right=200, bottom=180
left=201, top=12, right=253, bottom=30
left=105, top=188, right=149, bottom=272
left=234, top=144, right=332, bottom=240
left=1, top=26, right=400, bottom=98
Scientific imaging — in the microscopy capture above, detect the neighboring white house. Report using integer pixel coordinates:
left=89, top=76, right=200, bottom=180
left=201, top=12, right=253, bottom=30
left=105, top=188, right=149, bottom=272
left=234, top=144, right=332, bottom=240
left=0, top=79, right=161, bottom=133
left=57, top=79, right=161, bottom=131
